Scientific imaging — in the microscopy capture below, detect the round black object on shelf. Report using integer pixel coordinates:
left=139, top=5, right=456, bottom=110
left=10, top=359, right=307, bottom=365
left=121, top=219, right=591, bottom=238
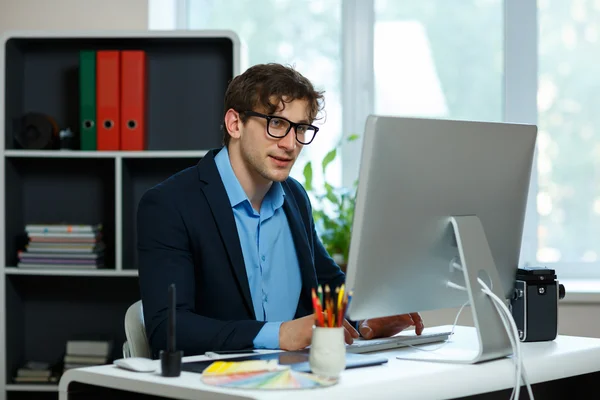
left=14, top=112, right=59, bottom=149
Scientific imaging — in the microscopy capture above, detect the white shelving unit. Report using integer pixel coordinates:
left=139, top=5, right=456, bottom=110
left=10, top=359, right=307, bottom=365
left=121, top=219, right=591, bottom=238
left=4, top=267, right=138, bottom=278
left=4, top=150, right=209, bottom=159
left=0, top=30, right=239, bottom=400
left=5, top=385, right=58, bottom=393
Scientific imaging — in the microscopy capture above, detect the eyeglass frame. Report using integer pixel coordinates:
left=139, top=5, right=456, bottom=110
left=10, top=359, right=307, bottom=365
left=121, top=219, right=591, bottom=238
left=240, top=110, right=319, bottom=145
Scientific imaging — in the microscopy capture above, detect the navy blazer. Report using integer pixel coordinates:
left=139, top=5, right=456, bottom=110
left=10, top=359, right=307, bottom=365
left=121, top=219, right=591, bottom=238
left=137, top=148, right=346, bottom=357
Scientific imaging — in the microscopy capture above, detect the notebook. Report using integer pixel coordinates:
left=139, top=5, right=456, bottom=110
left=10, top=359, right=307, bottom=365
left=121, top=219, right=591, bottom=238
left=182, top=349, right=388, bottom=374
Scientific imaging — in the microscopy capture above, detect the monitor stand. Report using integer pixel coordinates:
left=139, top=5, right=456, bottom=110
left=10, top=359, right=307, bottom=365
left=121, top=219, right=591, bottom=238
left=396, top=215, right=513, bottom=364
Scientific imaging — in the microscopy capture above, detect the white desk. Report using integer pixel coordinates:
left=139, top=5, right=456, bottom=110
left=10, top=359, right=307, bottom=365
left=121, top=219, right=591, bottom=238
left=58, top=326, right=600, bottom=400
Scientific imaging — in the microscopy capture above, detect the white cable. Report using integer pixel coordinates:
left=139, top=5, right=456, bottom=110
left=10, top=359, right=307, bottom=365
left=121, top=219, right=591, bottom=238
left=446, top=278, right=534, bottom=399
left=446, top=281, right=467, bottom=291
left=490, top=293, right=524, bottom=400
left=478, top=278, right=534, bottom=400
left=405, top=300, right=469, bottom=352
left=482, top=284, right=521, bottom=400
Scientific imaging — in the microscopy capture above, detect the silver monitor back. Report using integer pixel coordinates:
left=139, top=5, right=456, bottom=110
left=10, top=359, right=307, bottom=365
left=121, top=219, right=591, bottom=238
left=345, top=115, right=537, bottom=322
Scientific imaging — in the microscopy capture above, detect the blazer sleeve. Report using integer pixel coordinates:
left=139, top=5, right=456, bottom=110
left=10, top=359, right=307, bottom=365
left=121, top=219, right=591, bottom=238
left=137, top=186, right=266, bottom=358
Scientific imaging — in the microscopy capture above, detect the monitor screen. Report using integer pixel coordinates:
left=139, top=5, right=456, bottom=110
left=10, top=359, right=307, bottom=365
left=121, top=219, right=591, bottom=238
left=345, top=116, right=537, bottom=321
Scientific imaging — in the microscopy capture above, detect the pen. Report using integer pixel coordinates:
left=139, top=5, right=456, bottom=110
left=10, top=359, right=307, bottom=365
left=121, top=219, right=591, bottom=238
left=335, top=286, right=340, bottom=315
left=324, top=285, right=332, bottom=327
left=337, top=284, right=345, bottom=327
left=311, top=288, right=322, bottom=327
left=312, top=287, right=326, bottom=327
left=205, top=349, right=257, bottom=358
left=168, top=284, right=176, bottom=353
left=318, top=285, right=323, bottom=309
left=337, top=284, right=345, bottom=313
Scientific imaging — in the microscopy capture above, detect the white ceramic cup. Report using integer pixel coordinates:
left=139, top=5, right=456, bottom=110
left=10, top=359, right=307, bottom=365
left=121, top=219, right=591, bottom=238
left=309, top=326, right=346, bottom=378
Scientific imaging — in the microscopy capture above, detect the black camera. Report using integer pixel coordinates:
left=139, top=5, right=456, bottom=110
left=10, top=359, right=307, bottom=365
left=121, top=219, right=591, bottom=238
left=510, top=266, right=566, bottom=342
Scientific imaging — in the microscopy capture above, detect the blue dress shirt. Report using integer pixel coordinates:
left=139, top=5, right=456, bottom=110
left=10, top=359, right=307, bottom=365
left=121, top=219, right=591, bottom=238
left=214, top=147, right=302, bottom=349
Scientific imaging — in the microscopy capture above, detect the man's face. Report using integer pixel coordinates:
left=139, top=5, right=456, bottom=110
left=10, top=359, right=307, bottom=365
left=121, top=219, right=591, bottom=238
left=238, top=98, right=309, bottom=183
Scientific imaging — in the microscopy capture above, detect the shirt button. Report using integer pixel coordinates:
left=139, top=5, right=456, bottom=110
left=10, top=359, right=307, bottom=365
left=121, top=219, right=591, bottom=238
left=261, top=255, right=266, bottom=262
left=263, top=293, right=268, bottom=302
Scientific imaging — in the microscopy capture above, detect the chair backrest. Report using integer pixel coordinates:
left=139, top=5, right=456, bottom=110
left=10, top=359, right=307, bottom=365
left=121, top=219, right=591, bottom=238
left=124, top=300, right=151, bottom=358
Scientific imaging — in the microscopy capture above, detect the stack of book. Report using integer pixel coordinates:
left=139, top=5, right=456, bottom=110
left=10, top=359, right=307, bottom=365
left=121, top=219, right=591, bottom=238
left=13, top=361, right=59, bottom=384
left=17, top=223, right=105, bottom=270
left=63, top=339, right=113, bottom=371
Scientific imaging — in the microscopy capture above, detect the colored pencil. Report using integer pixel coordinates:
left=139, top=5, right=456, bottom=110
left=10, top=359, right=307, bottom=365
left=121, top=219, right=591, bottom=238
left=310, top=285, right=354, bottom=328
left=324, top=285, right=331, bottom=327
left=311, top=288, right=320, bottom=327
left=318, top=285, right=323, bottom=307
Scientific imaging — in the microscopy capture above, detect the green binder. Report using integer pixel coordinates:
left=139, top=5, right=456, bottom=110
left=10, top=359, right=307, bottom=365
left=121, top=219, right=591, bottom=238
left=79, top=50, right=96, bottom=150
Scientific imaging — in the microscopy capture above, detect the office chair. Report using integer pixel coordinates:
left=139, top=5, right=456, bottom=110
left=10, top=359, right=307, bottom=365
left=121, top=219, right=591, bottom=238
left=123, top=300, right=152, bottom=358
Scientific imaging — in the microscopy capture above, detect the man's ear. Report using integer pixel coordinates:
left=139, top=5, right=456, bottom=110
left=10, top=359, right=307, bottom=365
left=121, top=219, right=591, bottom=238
left=224, top=109, right=242, bottom=140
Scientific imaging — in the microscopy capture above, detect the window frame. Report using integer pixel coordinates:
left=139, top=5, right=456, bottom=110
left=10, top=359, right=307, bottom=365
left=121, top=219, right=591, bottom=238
left=504, top=0, right=539, bottom=270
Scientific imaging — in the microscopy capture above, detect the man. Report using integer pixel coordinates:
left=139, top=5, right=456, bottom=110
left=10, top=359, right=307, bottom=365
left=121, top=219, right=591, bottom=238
left=137, top=63, right=424, bottom=358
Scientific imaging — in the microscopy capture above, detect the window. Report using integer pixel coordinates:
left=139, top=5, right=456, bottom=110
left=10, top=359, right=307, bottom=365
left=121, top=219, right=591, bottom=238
left=373, top=0, right=503, bottom=122
left=149, top=0, right=600, bottom=281
left=185, top=0, right=343, bottom=189
left=536, top=0, right=600, bottom=273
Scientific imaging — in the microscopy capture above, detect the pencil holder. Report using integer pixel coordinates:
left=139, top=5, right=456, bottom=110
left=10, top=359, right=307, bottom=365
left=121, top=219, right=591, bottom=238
left=309, top=326, right=346, bottom=378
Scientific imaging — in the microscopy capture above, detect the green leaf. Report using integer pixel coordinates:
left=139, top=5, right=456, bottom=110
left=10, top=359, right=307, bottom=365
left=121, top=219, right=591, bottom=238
left=347, top=134, right=359, bottom=142
left=321, top=149, right=337, bottom=175
left=324, top=183, right=339, bottom=206
left=303, top=162, right=313, bottom=192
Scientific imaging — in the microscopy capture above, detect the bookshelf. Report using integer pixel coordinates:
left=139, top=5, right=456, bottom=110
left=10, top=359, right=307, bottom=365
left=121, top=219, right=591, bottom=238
left=0, top=30, right=240, bottom=400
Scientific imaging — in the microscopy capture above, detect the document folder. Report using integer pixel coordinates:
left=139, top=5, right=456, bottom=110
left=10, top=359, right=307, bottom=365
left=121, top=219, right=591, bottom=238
left=79, top=50, right=96, bottom=150
left=120, top=50, right=147, bottom=151
left=96, top=50, right=121, bottom=150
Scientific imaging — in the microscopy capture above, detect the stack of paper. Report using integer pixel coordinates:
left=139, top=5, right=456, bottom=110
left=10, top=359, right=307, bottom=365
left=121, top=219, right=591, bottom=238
left=63, top=339, right=113, bottom=371
left=18, top=223, right=105, bottom=269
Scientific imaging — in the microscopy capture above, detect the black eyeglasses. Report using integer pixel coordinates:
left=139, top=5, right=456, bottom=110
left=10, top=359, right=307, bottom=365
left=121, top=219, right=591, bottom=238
left=241, top=110, right=319, bottom=145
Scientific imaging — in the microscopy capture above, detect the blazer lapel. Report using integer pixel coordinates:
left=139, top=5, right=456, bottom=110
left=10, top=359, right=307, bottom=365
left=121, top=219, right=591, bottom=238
left=282, top=188, right=318, bottom=318
left=196, top=150, right=256, bottom=319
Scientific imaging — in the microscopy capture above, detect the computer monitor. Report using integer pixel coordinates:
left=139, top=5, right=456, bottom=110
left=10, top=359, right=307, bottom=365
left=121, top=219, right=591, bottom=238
left=345, top=115, right=537, bottom=363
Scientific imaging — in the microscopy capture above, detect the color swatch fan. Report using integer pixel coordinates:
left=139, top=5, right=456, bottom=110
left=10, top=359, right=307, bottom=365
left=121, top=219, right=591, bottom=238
left=201, top=360, right=338, bottom=390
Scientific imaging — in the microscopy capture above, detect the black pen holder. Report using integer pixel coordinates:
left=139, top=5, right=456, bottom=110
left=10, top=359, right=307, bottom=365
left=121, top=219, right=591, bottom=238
left=160, top=350, right=183, bottom=377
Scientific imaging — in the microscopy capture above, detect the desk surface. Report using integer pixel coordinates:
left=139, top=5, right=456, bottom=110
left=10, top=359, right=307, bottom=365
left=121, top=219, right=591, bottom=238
left=58, top=326, right=600, bottom=400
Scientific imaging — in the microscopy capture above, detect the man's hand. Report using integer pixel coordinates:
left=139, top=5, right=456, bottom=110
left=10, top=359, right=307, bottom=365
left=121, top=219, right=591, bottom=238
left=279, top=314, right=360, bottom=351
left=358, top=313, right=424, bottom=340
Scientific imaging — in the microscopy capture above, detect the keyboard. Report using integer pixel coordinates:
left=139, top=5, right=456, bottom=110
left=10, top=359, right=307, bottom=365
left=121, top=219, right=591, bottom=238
left=346, top=331, right=452, bottom=354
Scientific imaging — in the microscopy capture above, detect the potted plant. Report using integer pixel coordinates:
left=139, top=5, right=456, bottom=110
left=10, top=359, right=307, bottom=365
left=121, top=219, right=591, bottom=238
left=302, top=134, right=359, bottom=272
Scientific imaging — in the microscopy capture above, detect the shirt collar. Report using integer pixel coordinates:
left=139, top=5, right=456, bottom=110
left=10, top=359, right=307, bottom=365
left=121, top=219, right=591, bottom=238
left=214, top=146, right=285, bottom=210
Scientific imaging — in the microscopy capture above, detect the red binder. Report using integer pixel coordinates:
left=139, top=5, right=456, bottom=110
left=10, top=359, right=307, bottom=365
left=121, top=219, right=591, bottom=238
left=96, top=51, right=121, bottom=150
left=120, top=50, right=147, bottom=151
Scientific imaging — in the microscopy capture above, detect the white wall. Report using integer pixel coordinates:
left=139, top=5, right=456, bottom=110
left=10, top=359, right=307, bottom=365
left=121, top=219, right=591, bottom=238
left=0, top=0, right=148, bottom=33
left=421, top=301, right=600, bottom=339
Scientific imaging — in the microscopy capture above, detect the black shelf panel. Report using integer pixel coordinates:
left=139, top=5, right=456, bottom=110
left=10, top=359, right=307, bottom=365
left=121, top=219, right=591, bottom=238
left=5, top=157, right=115, bottom=269
left=5, top=275, right=140, bottom=385
left=8, top=392, right=57, bottom=400
left=4, top=36, right=234, bottom=150
left=121, top=157, right=199, bottom=270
